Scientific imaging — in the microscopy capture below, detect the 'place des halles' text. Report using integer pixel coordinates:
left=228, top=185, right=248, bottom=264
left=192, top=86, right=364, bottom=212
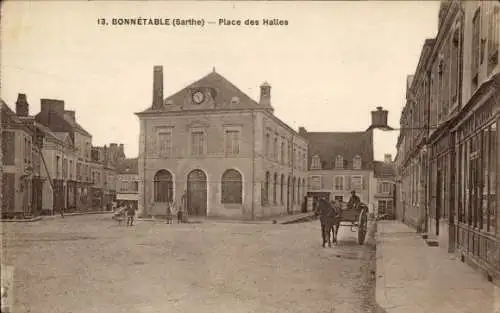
left=96, top=18, right=289, bottom=27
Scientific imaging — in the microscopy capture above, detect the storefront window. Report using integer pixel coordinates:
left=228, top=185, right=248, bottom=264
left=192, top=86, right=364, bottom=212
left=489, top=123, right=496, bottom=234
left=482, top=128, right=489, bottom=230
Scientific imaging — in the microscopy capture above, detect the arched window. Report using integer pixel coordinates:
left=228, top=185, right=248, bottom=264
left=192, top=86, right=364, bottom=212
left=153, top=170, right=173, bottom=203
left=353, top=155, right=362, bottom=169
left=273, top=173, right=277, bottom=204
left=221, top=169, right=242, bottom=204
left=335, top=155, right=344, bottom=169
left=280, top=174, right=285, bottom=204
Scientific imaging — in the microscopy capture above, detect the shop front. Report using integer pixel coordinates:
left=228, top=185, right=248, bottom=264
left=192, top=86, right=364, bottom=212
left=452, top=83, right=499, bottom=280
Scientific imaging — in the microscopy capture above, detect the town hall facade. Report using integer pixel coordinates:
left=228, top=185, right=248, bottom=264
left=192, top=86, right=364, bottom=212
left=135, top=66, right=308, bottom=219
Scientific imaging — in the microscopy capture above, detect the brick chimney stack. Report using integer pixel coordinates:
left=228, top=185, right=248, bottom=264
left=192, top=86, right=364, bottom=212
left=259, top=82, right=271, bottom=107
left=152, top=65, right=164, bottom=109
left=371, top=106, right=389, bottom=129
left=15, top=93, right=29, bottom=116
left=64, top=110, right=76, bottom=122
left=298, top=127, right=307, bottom=135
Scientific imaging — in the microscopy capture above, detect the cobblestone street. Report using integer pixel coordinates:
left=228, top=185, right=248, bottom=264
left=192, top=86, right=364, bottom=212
left=2, top=215, right=376, bottom=313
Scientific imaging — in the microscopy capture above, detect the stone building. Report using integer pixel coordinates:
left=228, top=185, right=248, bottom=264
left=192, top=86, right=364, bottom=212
left=135, top=66, right=308, bottom=219
left=373, top=154, right=396, bottom=219
left=396, top=0, right=499, bottom=282
left=302, top=108, right=384, bottom=213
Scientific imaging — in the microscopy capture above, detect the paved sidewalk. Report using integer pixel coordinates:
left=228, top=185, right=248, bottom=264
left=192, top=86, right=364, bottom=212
left=376, top=220, right=500, bottom=313
left=139, top=212, right=315, bottom=225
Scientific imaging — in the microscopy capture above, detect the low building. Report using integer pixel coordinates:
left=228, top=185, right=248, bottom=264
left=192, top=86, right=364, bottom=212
left=1, top=98, right=34, bottom=217
left=116, top=158, right=138, bottom=210
left=373, top=154, right=396, bottom=219
left=135, top=66, right=308, bottom=219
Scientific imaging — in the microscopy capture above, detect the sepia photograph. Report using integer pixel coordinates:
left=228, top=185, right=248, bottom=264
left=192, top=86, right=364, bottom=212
left=0, top=1, right=499, bottom=312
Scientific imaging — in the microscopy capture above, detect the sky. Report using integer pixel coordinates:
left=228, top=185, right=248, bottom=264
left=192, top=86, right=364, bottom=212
left=1, top=1, right=440, bottom=160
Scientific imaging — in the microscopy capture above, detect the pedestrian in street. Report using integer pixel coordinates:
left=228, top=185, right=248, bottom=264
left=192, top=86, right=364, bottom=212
left=166, top=201, right=173, bottom=224
left=178, top=190, right=187, bottom=224
left=126, top=204, right=136, bottom=226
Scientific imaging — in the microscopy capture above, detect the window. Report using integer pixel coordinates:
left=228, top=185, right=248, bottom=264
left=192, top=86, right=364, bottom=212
left=472, top=9, right=481, bottom=79
left=353, top=155, right=362, bottom=169
left=2, top=131, right=15, bottom=165
left=153, top=170, right=173, bottom=203
left=488, top=123, right=496, bottom=233
left=225, top=130, right=240, bottom=155
left=378, top=200, right=394, bottom=216
left=334, top=196, right=343, bottom=202
left=56, top=156, right=61, bottom=178
left=69, top=160, right=73, bottom=180
left=265, top=133, right=270, bottom=158
left=451, top=28, right=460, bottom=104
left=280, top=142, right=285, bottom=164
left=310, top=175, right=322, bottom=190
left=132, top=181, right=138, bottom=192
left=63, top=158, right=68, bottom=178
left=378, top=182, right=392, bottom=194
left=191, top=131, right=205, bottom=156
left=488, top=5, right=499, bottom=73
left=77, top=163, right=81, bottom=180
left=273, top=173, right=277, bottom=204
left=335, top=155, right=344, bottom=169
left=280, top=174, right=285, bottom=204
left=221, top=169, right=242, bottom=204
left=334, top=176, right=344, bottom=191
left=158, top=132, right=172, bottom=157
left=351, top=175, right=363, bottom=191
left=262, top=171, right=270, bottom=205
left=273, top=137, right=278, bottom=161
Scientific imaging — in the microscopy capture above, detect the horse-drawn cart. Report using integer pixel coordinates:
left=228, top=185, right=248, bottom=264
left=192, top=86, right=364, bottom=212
left=337, top=202, right=369, bottom=245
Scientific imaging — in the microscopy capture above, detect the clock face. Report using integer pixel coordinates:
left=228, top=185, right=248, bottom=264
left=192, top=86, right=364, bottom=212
left=192, top=91, right=205, bottom=104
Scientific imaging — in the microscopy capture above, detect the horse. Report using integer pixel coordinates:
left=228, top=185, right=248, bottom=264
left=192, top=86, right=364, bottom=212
left=316, top=198, right=342, bottom=247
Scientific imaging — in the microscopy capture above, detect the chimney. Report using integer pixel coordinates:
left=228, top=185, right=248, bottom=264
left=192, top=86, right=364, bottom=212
left=64, top=110, right=76, bottom=122
left=298, top=127, right=307, bottom=135
left=15, top=93, right=29, bottom=116
left=259, top=82, right=271, bottom=107
left=119, top=144, right=125, bottom=157
left=152, top=65, right=164, bottom=109
left=41, top=99, right=65, bottom=116
left=371, top=106, right=389, bottom=129
left=384, top=154, right=392, bottom=163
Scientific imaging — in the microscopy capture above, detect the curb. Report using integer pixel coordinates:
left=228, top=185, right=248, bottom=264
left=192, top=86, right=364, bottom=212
left=41, top=211, right=113, bottom=220
left=0, top=216, right=43, bottom=223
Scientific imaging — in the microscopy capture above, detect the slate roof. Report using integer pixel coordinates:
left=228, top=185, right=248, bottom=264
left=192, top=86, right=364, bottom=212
left=63, top=114, right=91, bottom=137
left=116, top=158, right=138, bottom=174
left=374, top=161, right=396, bottom=179
left=303, top=131, right=374, bottom=170
left=138, top=70, right=270, bottom=113
left=1, top=100, right=21, bottom=124
left=35, top=122, right=61, bottom=142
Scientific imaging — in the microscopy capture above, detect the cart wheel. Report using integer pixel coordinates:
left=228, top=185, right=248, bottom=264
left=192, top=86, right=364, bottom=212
left=357, top=208, right=368, bottom=245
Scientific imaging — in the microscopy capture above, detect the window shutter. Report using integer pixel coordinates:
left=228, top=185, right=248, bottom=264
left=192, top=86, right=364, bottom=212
left=362, top=176, right=366, bottom=190
left=346, top=176, right=351, bottom=191
left=377, top=182, right=381, bottom=193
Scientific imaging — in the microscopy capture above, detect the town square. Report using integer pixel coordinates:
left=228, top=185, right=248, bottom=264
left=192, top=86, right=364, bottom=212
left=1, top=1, right=500, bottom=312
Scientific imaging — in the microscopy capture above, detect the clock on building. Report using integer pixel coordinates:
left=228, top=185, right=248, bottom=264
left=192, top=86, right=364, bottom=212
left=192, top=91, right=205, bottom=104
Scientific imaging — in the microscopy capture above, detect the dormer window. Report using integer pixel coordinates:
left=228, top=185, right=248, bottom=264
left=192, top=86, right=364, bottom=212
left=311, top=155, right=321, bottom=169
left=231, top=96, right=240, bottom=105
left=353, top=155, right=362, bottom=169
left=335, top=155, right=344, bottom=169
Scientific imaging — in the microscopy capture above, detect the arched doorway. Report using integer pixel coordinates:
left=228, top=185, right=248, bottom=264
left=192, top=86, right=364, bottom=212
left=187, top=169, right=207, bottom=216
